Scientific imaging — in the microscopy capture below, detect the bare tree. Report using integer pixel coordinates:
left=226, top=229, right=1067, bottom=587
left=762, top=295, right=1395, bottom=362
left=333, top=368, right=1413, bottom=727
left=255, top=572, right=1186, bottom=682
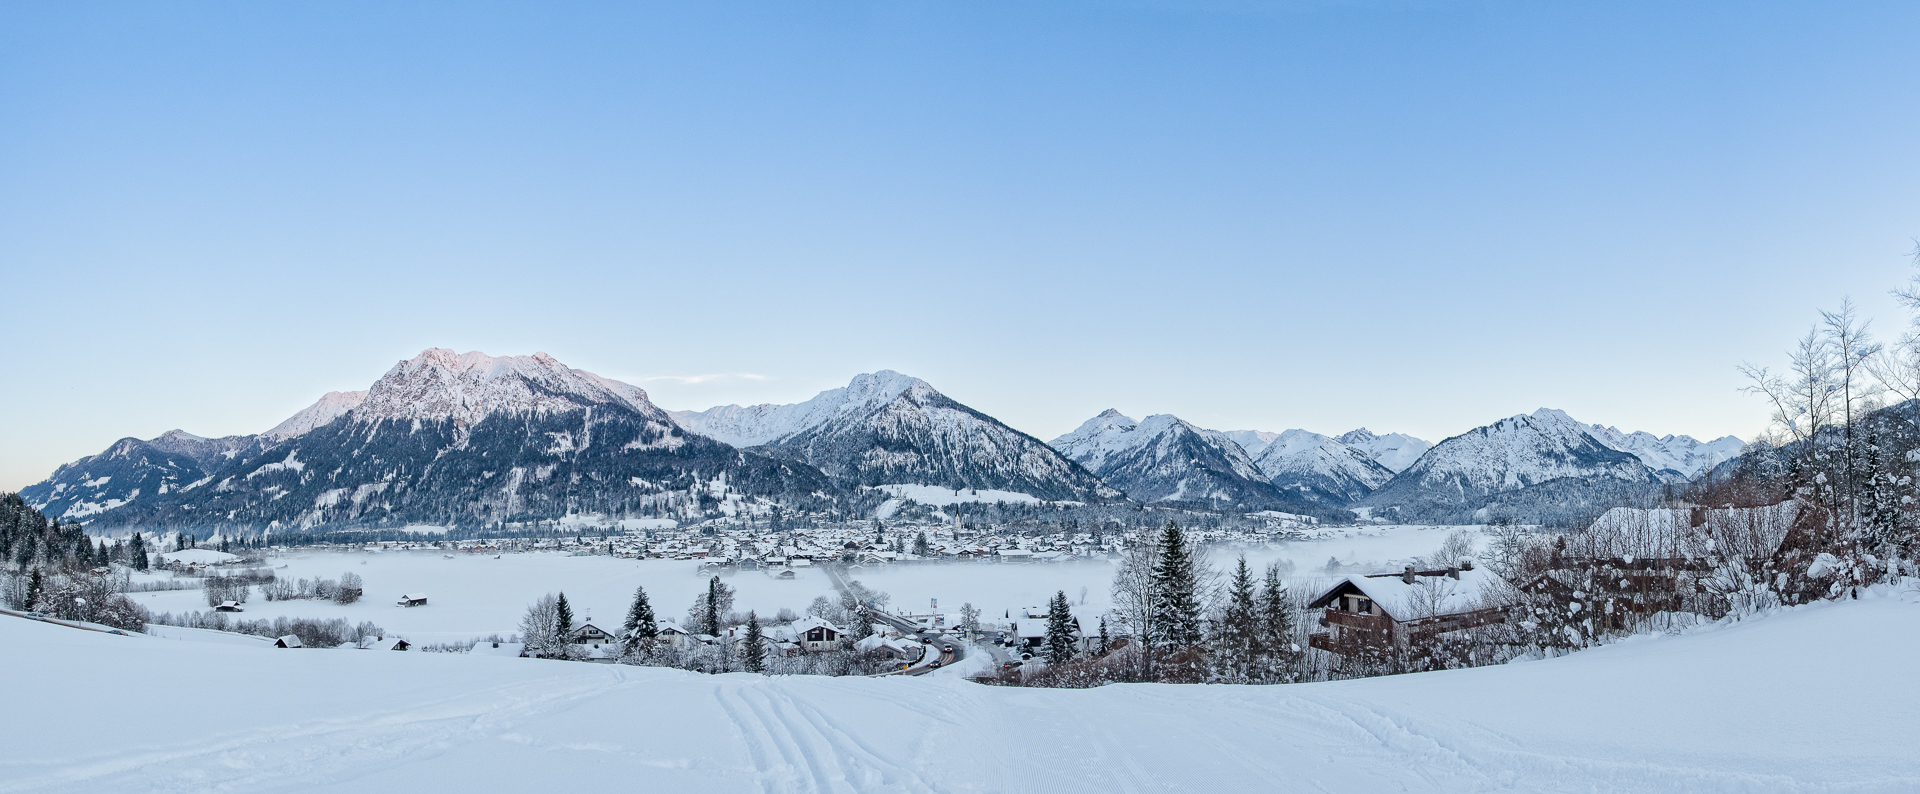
left=1821, top=298, right=1881, bottom=526
left=1108, top=534, right=1159, bottom=680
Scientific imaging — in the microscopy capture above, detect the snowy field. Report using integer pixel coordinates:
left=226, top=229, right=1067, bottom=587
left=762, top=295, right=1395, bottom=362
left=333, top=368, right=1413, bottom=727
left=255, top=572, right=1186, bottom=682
left=5, top=587, right=1917, bottom=792
left=129, top=553, right=843, bottom=644
left=125, top=525, right=1481, bottom=642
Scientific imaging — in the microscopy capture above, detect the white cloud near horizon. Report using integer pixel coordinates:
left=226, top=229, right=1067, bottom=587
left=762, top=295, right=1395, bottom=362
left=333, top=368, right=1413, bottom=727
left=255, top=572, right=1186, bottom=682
left=622, top=373, right=774, bottom=386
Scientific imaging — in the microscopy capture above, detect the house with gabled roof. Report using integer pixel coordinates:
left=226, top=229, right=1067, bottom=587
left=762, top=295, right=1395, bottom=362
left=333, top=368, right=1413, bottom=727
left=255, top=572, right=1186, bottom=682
left=790, top=617, right=844, bottom=652
left=1306, top=562, right=1509, bottom=657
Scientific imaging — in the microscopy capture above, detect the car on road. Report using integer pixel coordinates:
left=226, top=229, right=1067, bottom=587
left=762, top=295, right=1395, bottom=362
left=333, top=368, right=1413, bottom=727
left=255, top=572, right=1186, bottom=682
left=942, top=645, right=954, bottom=653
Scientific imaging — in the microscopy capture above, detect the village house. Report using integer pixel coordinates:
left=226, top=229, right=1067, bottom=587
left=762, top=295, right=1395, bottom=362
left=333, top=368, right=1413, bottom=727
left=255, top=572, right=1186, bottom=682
left=396, top=593, right=428, bottom=607
left=569, top=618, right=617, bottom=649
left=1307, top=562, right=1509, bottom=657
left=273, top=635, right=302, bottom=648
left=791, top=617, right=844, bottom=652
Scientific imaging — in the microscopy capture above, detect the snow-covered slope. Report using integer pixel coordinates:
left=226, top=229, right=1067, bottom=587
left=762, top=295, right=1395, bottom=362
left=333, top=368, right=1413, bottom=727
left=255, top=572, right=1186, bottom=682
left=7, top=585, right=1917, bottom=791
left=354, top=349, right=666, bottom=425
left=1051, top=411, right=1298, bottom=508
left=670, top=372, right=930, bottom=448
left=676, top=372, right=1119, bottom=503
left=1221, top=429, right=1279, bottom=459
left=262, top=390, right=367, bottom=440
left=1574, top=416, right=1745, bottom=478
left=20, top=431, right=260, bottom=522
left=1365, top=408, right=1658, bottom=515
left=1335, top=428, right=1432, bottom=473
left=1248, top=429, right=1396, bottom=504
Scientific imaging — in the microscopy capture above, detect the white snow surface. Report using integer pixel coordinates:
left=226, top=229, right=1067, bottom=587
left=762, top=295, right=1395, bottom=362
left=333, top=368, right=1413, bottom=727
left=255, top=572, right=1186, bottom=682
left=669, top=370, right=925, bottom=447
left=128, top=552, right=844, bottom=645
left=8, top=586, right=1918, bottom=791
left=263, top=390, right=368, bottom=440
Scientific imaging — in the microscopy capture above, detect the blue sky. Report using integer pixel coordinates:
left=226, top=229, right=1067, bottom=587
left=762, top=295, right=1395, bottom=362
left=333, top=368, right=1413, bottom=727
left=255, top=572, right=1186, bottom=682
left=4, top=1, right=1919, bottom=490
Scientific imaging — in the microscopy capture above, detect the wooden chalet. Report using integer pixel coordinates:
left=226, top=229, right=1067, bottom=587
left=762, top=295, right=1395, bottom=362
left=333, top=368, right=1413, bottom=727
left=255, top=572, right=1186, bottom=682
left=1307, top=562, right=1509, bottom=657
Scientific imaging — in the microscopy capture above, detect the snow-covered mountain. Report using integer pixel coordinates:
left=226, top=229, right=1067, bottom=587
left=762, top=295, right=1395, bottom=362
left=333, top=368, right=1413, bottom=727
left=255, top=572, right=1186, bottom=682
left=1221, top=430, right=1280, bottom=459
left=25, top=349, right=838, bottom=531
left=1335, top=428, right=1432, bottom=473
left=1573, top=416, right=1745, bottom=478
left=20, top=433, right=257, bottom=521
left=263, top=391, right=366, bottom=440
left=675, top=372, right=1118, bottom=503
left=1363, top=408, right=1658, bottom=517
left=1247, top=429, right=1396, bottom=505
left=1051, top=411, right=1303, bottom=508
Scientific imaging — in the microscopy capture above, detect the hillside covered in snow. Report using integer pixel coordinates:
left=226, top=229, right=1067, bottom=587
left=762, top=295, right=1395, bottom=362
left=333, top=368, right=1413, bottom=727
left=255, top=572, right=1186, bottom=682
left=4, top=588, right=1914, bottom=792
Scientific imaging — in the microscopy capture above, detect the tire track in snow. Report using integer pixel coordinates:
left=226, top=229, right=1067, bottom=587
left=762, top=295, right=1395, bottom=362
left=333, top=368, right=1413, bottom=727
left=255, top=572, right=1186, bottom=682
left=715, top=679, right=942, bottom=793
left=1, top=674, right=615, bottom=793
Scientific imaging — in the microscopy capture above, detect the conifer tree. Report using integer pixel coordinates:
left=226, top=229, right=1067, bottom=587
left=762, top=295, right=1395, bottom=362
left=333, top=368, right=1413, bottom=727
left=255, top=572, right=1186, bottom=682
left=702, top=578, right=722, bottom=636
left=15, top=534, right=37, bottom=569
left=1257, top=562, right=1299, bottom=683
left=624, top=585, right=658, bottom=642
left=1213, top=555, right=1260, bottom=682
left=1097, top=615, right=1110, bottom=656
left=25, top=567, right=43, bottom=611
left=1044, top=590, right=1077, bottom=665
left=913, top=532, right=932, bottom=557
left=1149, top=522, right=1203, bottom=649
left=555, top=592, right=575, bottom=646
left=743, top=610, right=765, bottom=673
left=128, top=533, right=148, bottom=571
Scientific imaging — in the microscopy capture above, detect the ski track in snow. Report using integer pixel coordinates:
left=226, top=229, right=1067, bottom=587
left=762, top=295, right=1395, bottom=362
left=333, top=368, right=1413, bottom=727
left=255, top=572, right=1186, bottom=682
left=6, top=592, right=1920, bottom=793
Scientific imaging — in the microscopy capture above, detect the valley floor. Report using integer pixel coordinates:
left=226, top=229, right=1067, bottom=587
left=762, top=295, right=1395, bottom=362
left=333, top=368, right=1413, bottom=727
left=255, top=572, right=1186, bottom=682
left=3, top=589, right=1917, bottom=793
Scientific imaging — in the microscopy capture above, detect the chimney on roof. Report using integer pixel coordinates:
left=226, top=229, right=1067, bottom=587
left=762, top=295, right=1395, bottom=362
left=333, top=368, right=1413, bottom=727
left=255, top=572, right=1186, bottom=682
left=1402, top=565, right=1416, bottom=585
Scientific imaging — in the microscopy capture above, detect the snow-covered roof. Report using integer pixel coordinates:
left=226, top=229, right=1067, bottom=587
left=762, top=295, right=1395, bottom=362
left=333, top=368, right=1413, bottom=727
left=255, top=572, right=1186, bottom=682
left=1582, top=503, right=1799, bottom=560
left=1310, top=567, right=1509, bottom=620
left=792, top=617, right=843, bottom=635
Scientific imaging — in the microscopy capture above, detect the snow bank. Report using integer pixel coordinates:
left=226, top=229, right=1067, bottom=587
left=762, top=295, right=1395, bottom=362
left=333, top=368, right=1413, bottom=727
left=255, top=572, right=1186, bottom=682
left=4, top=592, right=1917, bottom=791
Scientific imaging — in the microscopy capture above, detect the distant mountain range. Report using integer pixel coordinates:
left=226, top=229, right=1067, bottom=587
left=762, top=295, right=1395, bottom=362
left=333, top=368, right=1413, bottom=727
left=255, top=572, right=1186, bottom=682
left=671, top=372, right=1119, bottom=503
left=1049, top=411, right=1303, bottom=510
left=19, top=348, right=1745, bottom=532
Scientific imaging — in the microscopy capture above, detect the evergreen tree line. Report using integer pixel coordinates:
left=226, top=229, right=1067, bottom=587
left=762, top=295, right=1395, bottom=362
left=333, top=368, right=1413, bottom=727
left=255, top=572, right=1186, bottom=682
left=511, top=576, right=905, bottom=676
left=0, top=494, right=150, bottom=631
left=1009, top=522, right=1303, bottom=688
